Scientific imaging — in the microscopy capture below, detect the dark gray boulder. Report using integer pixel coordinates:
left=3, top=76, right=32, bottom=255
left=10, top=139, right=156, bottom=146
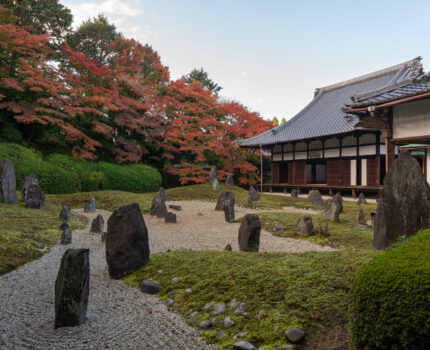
left=356, top=192, right=367, bottom=206
left=285, top=327, right=306, bottom=344
left=59, top=206, right=71, bottom=222
left=307, top=190, right=323, bottom=205
left=291, top=188, right=298, bottom=197
left=25, top=184, right=45, bottom=209
left=224, top=197, right=235, bottom=223
left=21, top=173, right=38, bottom=201
left=224, top=244, right=232, bottom=251
left=90, top=214, right=104, bottom=233
left=169, top=204, right=182, bottom=211
left=84, top=198, right=96, bottom=213
left=60, top=222, right=72, bottom=245
left=215, top=191, right=234, bottom=211
left=150, top=188, right=168, bottom=218
left=297, top=216, right=313, bottom=236
left=374, top=152, right=430, bottom=249
left=249, top=186, right=260, bottom=201
left=165, top=212, right=177, bottom=223
left=140, top=279, right=160, bottom=294
left=324, top=199, right=341, bottom=222
left=106, top=203, right=150, bottom=279
left=226, top=174, right=234, bottom=186
left=238, top=214, right=261, bottom=252
left=54, top=248, right=90, bottom=329
left=0, top=158, right=17, bottom=204
left=332, top=192, right=343, bottom=212
left=209, top=165, right=218, bottom=186
left=101, top=232, right=107, bottom=243
left=233, top=341, right=256, bottom=350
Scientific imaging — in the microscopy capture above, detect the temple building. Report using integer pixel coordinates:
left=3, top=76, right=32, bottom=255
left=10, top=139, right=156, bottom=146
left=240, top=57, right=423, bottom=195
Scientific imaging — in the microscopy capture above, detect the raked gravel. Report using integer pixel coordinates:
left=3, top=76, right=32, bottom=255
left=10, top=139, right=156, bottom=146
left=0, top=200, right=332, bottom=349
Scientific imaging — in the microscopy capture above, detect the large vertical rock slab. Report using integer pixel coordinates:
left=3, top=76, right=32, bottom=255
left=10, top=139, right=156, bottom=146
left=106, top=203, right=150, bottom=279
left=150, top=187, right=168, bottom=218
left=84, top=198, right=96, bottom=213
left=0, top=158, right=17, bottom=204
left=90, top=214, right=104, bottom=233
left=226, top=174, right=234, bottom=186
left=374, top=152, right=430, bottom=249
left=223, top=195, right=235, bottom=223
left=356, top=193, right=367, bottom=206
left=238, top=214, right=261, bottom=252
left=25, top=184, right=45, bottom=209
left=324, top=199, right=341, bottom=222
left=332, top=192, right=343, bottom=212
left=249, top=186, right=260, bottom=201
left=209, top=165, right=218, bottom=186
left=297, top=216, right=313, bottom=236
left=59, top=206, right=71, bottom=222
left=307, top=190, right=323, bottom=205
left=212, top=178, right=220, bottom=191
left=60, top=222, right=72, bottom=245
left=21, top=173, right=38, bottom=201
left=55, top=248, right=90, bottom=329
left=215, top=191, right=234, bottom=211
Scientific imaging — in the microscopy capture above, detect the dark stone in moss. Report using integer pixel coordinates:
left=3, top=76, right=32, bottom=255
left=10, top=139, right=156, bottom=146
left=307, top=190, right=323, bottom=205
left=324, top=199, right=341, bottom=222
left=233, top=341, right=256, bottom=350
left=0, top=158, right=17, bottom=204
left=59, top=206, right=71, bottom=222
left=224, top=244, right=232, bottom=251
left=356, top=209, right=366, bottom=225
left=332, top=192, right=343, bottom=212
left=55, top=248, right=89, bottom=329
left=291, top=188, right=298, bottom=197
left=296, top=216, right=313, bottom=236
left=374, top=152, right=430, bottom=249
left=285, top=327, right=305, bottom=343
left=60, top=222, right=72, bottom=245
left=249, top=186, right=260, bottom=201
left=198, top=319, right=212, bottom=329
left=238, top=214, right=261, bottom=252
left=106, top=203, right=150, bottom=279
left=140, top=279, right=160, bottom=294
left=356, top=192, right=367, bottom=206
left=90, top=214, right=104, bottom=233
left=84, top=198, right=96, bottom=213
left=25, top=184, right=45, bottom=209
left=21, top=173, right=38, bottom=201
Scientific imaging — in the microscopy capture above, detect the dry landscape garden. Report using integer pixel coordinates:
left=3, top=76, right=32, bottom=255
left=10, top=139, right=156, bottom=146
left=1, top=1, right=430, bottom=350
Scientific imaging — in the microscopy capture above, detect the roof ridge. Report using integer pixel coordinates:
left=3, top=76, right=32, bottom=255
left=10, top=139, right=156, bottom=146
left=317, top=57, right=422, bottom=94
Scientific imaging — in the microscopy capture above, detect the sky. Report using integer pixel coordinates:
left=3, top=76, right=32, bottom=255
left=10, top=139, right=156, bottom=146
left=60, top=0, right=430, bottom=121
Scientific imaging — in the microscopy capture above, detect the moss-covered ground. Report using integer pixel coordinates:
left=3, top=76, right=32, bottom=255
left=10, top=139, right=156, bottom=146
left=0, top=197, right=87, bottom=275
left=124, top=249, right=378, bottom=349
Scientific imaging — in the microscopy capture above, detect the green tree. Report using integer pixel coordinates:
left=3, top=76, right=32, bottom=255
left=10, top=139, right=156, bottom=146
left=186, top=67, right=222, bottom=94
left=1, top=0, right=72, bottom=44
left=281, top=117, right=287, bottom=124
left=67, top=15, right=120, bottom=64
left=272, top=117, right=279, bottom=126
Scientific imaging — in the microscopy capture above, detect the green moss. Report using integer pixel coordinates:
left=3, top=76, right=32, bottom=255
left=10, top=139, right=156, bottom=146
left=124, top=249, right=376, bottom=349
left=256, top=201, right=376, bottom=249
left=349, top=230, right=430, bottom=350
left=0, top=199, right=87, bottom=275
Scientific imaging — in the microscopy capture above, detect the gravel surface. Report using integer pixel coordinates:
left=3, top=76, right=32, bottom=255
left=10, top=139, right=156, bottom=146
left=0, top=201, right=332, bottom=349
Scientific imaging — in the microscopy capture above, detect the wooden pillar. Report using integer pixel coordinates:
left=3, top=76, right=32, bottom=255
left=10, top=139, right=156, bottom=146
left=260, top=144, right=263, bottom=193
left=329, top=188, right=333, bottom=196
left=381, top=129, right=394, bottom=171
left=284, top=187, right=287, bottom=194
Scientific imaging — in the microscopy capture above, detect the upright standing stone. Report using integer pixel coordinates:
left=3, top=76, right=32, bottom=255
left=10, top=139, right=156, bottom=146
left=332, top=192, right=343, bottom=212
left=150, top=188, right=168, bottom=218
left=356, top=209, right=366, bottom=225
left=21, top=173, right=38, bottom=201
left=238, top=214, right=261, bottom=252
left=291, top=188, right=298, bottom=198
left=25, top=184, right=45, bottom=209
left=209, top=165, right=218, bottom=186
left=212, top=178, right=220, bottom=191
left=90, top=214, right=104, bottom=233
left=307, top=190, right=323, bottom=205
left=374, top=152, right=430, bottom=249
left=223, top=196, right=235, bottom=223
left=55, top=248, right=90, bottom=329
left=59, top=206, right=71, bottom=222
left=356, top=193, right=367, bottom=206
left=324, top=199, right=341, bottom=222
left=0, top=158, right=17, bottom=204
left=226, top=174, right=234, bottom=186
left=60, top=222, right=72, bottom=245
left=106, top=203, right=150, bottom=279
left=84, top=198, right=96, bottom=213
left=249, top=186, right=260, bottom=201
left=296, top=216, right=313, bottom=236
left=215, top=191, right=234, bottom=211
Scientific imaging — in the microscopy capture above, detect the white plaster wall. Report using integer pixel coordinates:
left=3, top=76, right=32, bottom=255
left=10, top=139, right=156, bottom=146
left=284, top=153, right=293, bottom=161
left=342, top=147, right=357, bottom=157
left=361, top=159, right=367, bottom=186
left=360, top=144, right=376, bottom=156
left=325, top=148, right=340, bottom=158
left=393, top=99, right=430, bottom=139
left=295, top=151, right=307, bottom=160
left=350, top=159, right=357, bottom=186
left=272, top=154, right=282, bottom=161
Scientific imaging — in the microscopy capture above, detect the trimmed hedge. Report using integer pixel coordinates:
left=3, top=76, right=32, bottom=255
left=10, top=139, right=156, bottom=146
left=0, top=143, right=162, bottom=194
left=349, top=230, right=430, bottom=350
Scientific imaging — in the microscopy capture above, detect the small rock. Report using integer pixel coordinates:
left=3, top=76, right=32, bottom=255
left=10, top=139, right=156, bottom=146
left=356, top=209, right=366, bottom=225
left=257, top=309, right=266, bottom=316
left=224, top=316, right=236, bottom=328
left=285, top=328, right=305, bottom=344
left=188, top=317, right=199, bottom=323
left=185, top=288, right=192, bottom=293
left=140, top=279, right=161, bottom=294
left=165, top=212, right=177, bottom=223
left=198, top=319, right=212, bottom=329
left=171, top=277, right=180, bottom=285
left=274, top=223, right=285, bottom=232
left=84, top=198, right=96, bottom=213
left=230, top=299, right=239, bottom=308
left=233, top=332, right=248, bottom=339
left=291, top=188, right=298, bottom=197
left=224, top=244, right=232, bottom=251
left=242, top=312, right=249, bottom=318
left=188, top=311, right=198, bottom=318
left=274, top=326, right=279, bottom=331
left=226, top=174, right=234, bottom=186
left=60, top=222, right=72, bottom=245
left=234, top=302, right=246, bottom=315
left=296, top=216, right=313, bottom=236
left=90, top=214, right=104, bottom=233
left=204, top=301, right=215, bottom=310
left=216, top=331, right=226, bottom=339
left=168, top=290, right=177, bottom=298
left=169, top=204, right=182, bottom=211
left=165, top=298, right=175, bottom=306
left=278, top=346, right=295, bottom=350
left=198, top=212, right=204, bottom=216
left=233, top=341, right=256, bottom=350
left=307, top=190, right=323, bottom=205
left=211, top=303, right=229, bottom=316
left=59, top=206, right=71, bottom=222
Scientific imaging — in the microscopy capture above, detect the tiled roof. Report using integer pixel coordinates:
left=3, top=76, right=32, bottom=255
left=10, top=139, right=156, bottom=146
left=240, top=57, right=423, bottom=147
left=347, top=71, right=430, bottom=108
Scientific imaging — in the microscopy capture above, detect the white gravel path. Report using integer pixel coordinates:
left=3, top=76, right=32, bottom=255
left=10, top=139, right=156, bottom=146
left=0, top=200, right=332, bottom=349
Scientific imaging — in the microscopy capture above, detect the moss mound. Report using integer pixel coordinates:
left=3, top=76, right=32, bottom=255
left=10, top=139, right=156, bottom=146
left=349, top=230, right=430, bottom=350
